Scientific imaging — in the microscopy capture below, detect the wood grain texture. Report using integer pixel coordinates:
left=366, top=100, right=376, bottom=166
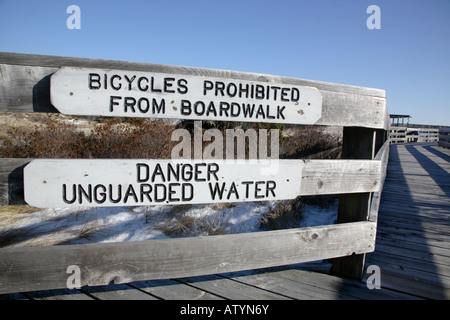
left=0, top=52, right=388, bottom=129
left=366, top=143, right=450, bottom=299
left=0, top=158, right=382, bottom=206
left=331, top=127, right=379, bottom=279
left=0, top=51, right=391, bottom=295
left=0, top=221, right=376, bottom=294
left=369, top=139, right=390, bottom=223
left=0, top=52, right=386, bottom=97
left=0, top=158, right=31, bottom=205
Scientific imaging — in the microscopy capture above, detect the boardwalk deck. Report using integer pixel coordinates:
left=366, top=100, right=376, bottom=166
left=0, top=264, right=418, bottom=301
left=365, top=142, right=450, bottom=299
left=1, top=142, right=449, bottom=300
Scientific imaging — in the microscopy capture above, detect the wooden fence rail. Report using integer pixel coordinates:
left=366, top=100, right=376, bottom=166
left=0, top=52, right=389, bottom=294
left=406, top=128, right=439, bottom=143
left=389, top=127, right=439, bottom=144
left=389, top=127, right=407, bottom=144
left=439, top=128, right=450, bottom=149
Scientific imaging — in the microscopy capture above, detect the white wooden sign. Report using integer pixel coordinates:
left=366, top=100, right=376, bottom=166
left=24, top=159, right=303, bottom=208
left=50, top=67, right=322, bottom=124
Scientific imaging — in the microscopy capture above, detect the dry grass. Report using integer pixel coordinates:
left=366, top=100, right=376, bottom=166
left=77, top=223, right=103, bottom=241
left=280, top=126, right=342, bottom=159
left=0, top=205, right=40, bottom=226
left=259, top=195, right=338, bottom=231
left=259, top=197, right=304, bottom=231
left=0, top=116, right=176, bottom=159
left=158, top=214, right=198, bottom=237
left=155, top=204, right=232, bottom=237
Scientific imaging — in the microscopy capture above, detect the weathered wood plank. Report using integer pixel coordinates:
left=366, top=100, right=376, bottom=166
left=129, top=279, right=224, bottom=300
left=0, top=159, right=30, bottom=205
left=331, top=127, right=379, bottom=279
left=0, top=221, right=376, bottom=294
left=80, top=283, right=158, bottom=300
left=376, top=216, right=450, bottom=235
left=372, top=242, right=450, bottom=269
left=0, top=292, right=29, bottom=300
left=0, top=52, right=386, bottom=97
left=369, top=139, right=390, bottom=223
left=376, top=224, right=450, bottom=246
left=376, top=236, right=450, bottom=256
left=374, top=237, right=450, bottom=260
left=365, top=142, right=450, bottom=299
left=0, top=53, right=388, bottom=129
left=25, top=288, right=94, bottom=300
left=379, top=196, right=450, bottom=211
left=364, top=271, right=450, bottom=300
left=221, top=269, right=357, bottom=300
left=382, top=184, right=450, bottom=197
left=438, top=141, right=450, bottom=148
left=221, top=265, right=421, bottom=300
left=368, top=251, right=450, bottom=281
left=177, top=274, right=289, bottom=300
left=0, top=158, right=382, bottom=206
left=365, top=258, right=450, bottom=289
left=377, top=208, right=450, bottom=225
left=271, top=268, right=421, bottom=300
left=377, top=211, right=450, bottom=230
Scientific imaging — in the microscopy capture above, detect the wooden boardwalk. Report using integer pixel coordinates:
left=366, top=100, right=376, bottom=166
left=0, top=264, right=418, bottom=301
left=365, top=142, right=450, bottom=299
left=1, top=142, right=449, bottom=300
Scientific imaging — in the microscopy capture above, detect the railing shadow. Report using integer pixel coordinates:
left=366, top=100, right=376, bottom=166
left=364, top=143, right=448, bottom=299
left=406, top=144, right=450, bottom=197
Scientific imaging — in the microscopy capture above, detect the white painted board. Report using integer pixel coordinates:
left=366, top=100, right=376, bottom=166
left=50, top=67, right=322, bottom=124
left=24, top=159, right=303, bottom=208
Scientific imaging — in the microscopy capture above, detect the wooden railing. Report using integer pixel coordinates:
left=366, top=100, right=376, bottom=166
left=0, top=52, right=389, bottom=294
left=390, top=126, right=439, bottom=144
left=406, top=128, right=439, bottom=143
left=439, top=128, right=450, bottom=149
left=389, top=126, right=407, bottom=144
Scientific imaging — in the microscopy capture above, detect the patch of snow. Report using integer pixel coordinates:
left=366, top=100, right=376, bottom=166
left=0, top=199, right=337, bottom=248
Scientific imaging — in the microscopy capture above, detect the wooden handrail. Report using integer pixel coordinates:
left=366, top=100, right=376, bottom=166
left=0, top=52, right=389, bottom=293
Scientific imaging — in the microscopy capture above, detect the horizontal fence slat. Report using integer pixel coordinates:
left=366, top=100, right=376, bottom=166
left=0, top=158, right=30, bottom=205
left=0, top=220, right=376, bottom=294
left=438, top=141, right=450, bottom=148
left=0, top=52, right=388, bottom=293
left=0, top=53, right=388, bottom=129
left=369, top=139, right=390, bottom=223
left=0, top=52, right=386, bottom=97
left=438, top=127, right=450, bottom=150
left=390, top=126, right=443, bottom=144
left=0, top=158, right=382, bottom=206
left=300, top=159, right=381, bottom=195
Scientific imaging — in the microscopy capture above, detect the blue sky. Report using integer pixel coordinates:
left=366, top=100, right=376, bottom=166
left=0, top=0, right=449, bottom=125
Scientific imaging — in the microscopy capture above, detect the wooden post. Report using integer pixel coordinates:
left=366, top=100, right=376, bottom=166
left=331, top=127, right=379, bottom=279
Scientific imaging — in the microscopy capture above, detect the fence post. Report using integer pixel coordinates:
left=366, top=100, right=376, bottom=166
left=330, top=127, right=382, bottom=279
